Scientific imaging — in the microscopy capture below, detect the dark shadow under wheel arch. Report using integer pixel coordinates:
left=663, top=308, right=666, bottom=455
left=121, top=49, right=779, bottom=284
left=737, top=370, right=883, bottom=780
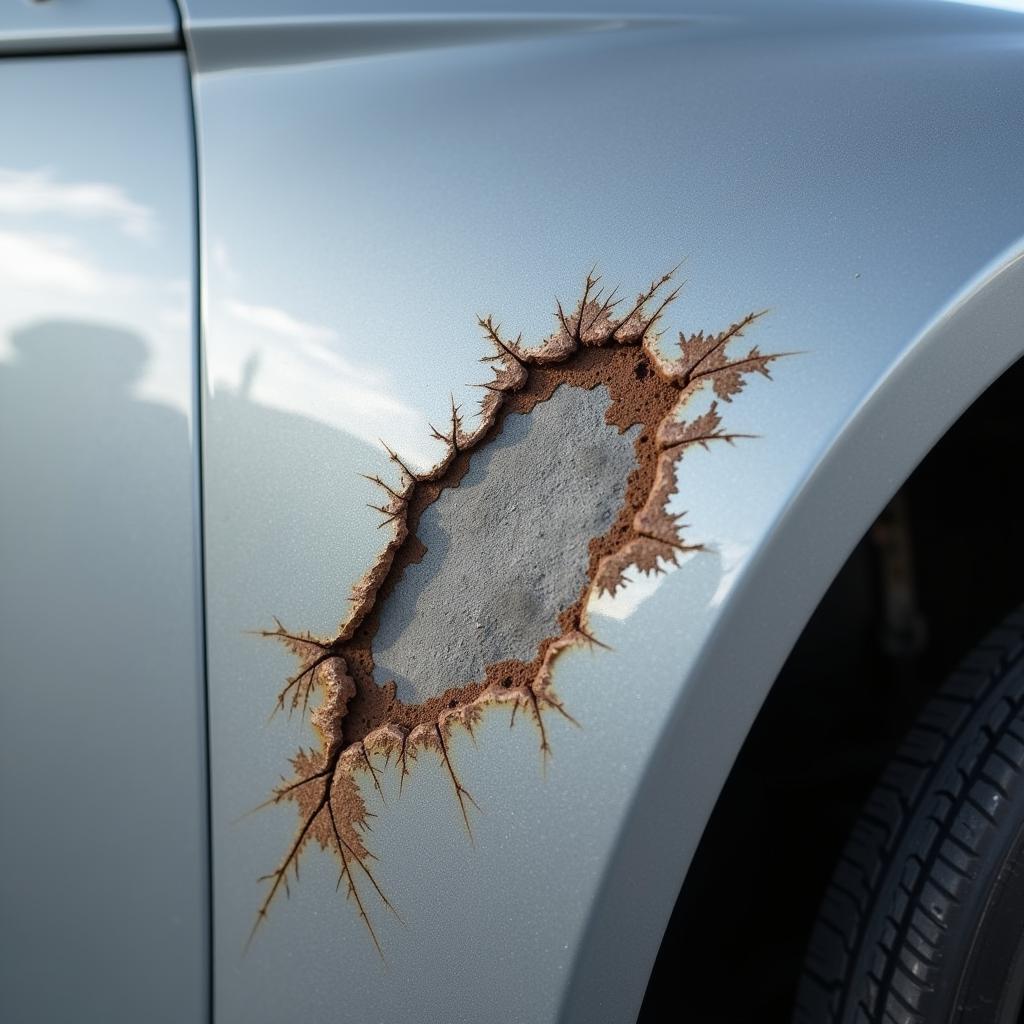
left=796, top=609, right=1024, bottom=1023
left=639, top=354, right=1024, bottom=1022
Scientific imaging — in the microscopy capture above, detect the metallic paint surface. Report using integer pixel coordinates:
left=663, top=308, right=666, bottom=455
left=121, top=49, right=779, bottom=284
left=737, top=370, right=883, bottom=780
left=0, top=0, right=179, bottom=54
left=0, top=54, right=206, bottom=1024
left=184, top=4, right=1024, bottom=1021
left=565, top=244, right=1024, bottom=1024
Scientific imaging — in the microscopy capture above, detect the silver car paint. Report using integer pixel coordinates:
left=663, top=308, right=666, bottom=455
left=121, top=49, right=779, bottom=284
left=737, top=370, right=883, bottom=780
left=0, top=51, right=207, bottom=1024
left=2, top=2, right=1023, bottom=1022
left=177, top=2, right=1024, bottom=1022
left=0, top=0, right=178, bottom=55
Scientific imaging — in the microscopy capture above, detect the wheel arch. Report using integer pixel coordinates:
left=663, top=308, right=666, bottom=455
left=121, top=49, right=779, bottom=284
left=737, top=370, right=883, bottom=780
left=561, top=242, right=1024, bottom=1024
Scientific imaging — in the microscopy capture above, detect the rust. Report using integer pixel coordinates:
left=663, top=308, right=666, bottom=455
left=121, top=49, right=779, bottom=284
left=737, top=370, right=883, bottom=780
left=252, top=267, right=785, bottom=947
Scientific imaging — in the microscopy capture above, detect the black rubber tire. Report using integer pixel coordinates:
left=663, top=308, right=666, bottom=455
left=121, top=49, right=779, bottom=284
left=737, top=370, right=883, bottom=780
left=794, top=608, right=1024, bottom=1024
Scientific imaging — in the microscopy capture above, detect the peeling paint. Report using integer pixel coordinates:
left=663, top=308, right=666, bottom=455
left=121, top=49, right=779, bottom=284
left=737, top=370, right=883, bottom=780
left=251, top=268, right=785, bottom=951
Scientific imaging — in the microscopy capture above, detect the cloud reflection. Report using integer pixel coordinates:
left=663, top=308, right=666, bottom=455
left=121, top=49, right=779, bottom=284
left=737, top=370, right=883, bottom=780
left=0, top=230, right=106, bottom=295
left=0, top=168, right=187, bottom=416
left=587, top=552, right=693, bottom=622
left=212, top=294, right=435, bottom=468
left=225, top=299, right=336, bottom=344
left=0, top=168, right=156, bottom=240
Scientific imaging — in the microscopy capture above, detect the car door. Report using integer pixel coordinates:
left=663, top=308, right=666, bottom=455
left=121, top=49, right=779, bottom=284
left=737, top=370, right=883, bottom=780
left=0, top=5, right=207, bottom=1022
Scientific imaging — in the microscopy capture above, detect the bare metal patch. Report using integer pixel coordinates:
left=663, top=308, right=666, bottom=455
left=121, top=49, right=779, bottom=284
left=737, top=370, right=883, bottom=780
left=374, top=385, right=641, bottom=703
left=251, top=268, right=785, bottom=953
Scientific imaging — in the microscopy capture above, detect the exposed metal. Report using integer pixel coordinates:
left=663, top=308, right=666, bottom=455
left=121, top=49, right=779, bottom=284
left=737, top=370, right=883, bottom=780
left=374, top=385, right=641, bottom=703
left=250, top=269, right=780, bottom=957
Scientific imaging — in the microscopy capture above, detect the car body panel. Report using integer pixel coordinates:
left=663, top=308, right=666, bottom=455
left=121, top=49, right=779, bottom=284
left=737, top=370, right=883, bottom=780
left=0, top=52, right=207, bottom=1024
left=563, top=245, right=1024, bottom=1022
left=181, top=3, right=1024, bottom=1021
left=0, top=0, right=179, bottom=55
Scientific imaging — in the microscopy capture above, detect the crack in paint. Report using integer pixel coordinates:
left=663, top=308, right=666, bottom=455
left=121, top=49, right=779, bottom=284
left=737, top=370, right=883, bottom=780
left=250, top=267, right=786, bottom=951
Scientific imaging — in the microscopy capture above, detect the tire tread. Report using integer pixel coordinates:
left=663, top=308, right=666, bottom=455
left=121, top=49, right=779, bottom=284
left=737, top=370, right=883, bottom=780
left=794, top=609, right=1024, bottom=1023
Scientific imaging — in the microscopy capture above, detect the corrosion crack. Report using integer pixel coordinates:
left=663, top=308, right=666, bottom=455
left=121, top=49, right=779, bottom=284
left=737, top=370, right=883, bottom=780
left=251, top=265, right=787, bottom=950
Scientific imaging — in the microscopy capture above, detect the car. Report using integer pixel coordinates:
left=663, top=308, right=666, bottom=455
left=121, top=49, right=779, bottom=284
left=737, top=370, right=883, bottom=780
left=3, top=1, right=1024, bottom=1022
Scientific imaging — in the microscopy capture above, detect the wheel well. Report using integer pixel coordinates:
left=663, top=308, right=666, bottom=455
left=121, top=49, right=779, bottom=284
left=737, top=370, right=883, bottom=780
left=639, top=354, right=1024, bottom=1022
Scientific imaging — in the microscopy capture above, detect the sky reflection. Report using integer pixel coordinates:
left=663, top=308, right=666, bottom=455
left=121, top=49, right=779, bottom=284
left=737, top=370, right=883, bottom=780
left=0, top=165, right=189, bottom=415
left=207, top=251, right=437, bottom=468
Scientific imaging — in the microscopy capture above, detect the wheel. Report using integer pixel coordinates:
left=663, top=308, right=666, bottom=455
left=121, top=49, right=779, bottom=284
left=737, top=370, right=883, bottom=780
left=795, top=608, right=1024, bottom=1024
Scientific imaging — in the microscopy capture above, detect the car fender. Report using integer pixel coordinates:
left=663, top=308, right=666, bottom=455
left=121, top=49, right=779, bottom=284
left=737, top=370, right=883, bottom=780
left=179, top=2, right=1024, bottom=1020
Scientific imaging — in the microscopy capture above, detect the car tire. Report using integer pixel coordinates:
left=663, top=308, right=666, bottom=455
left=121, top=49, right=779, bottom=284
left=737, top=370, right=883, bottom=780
left=794, top=607, right=1024, bottom=1024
